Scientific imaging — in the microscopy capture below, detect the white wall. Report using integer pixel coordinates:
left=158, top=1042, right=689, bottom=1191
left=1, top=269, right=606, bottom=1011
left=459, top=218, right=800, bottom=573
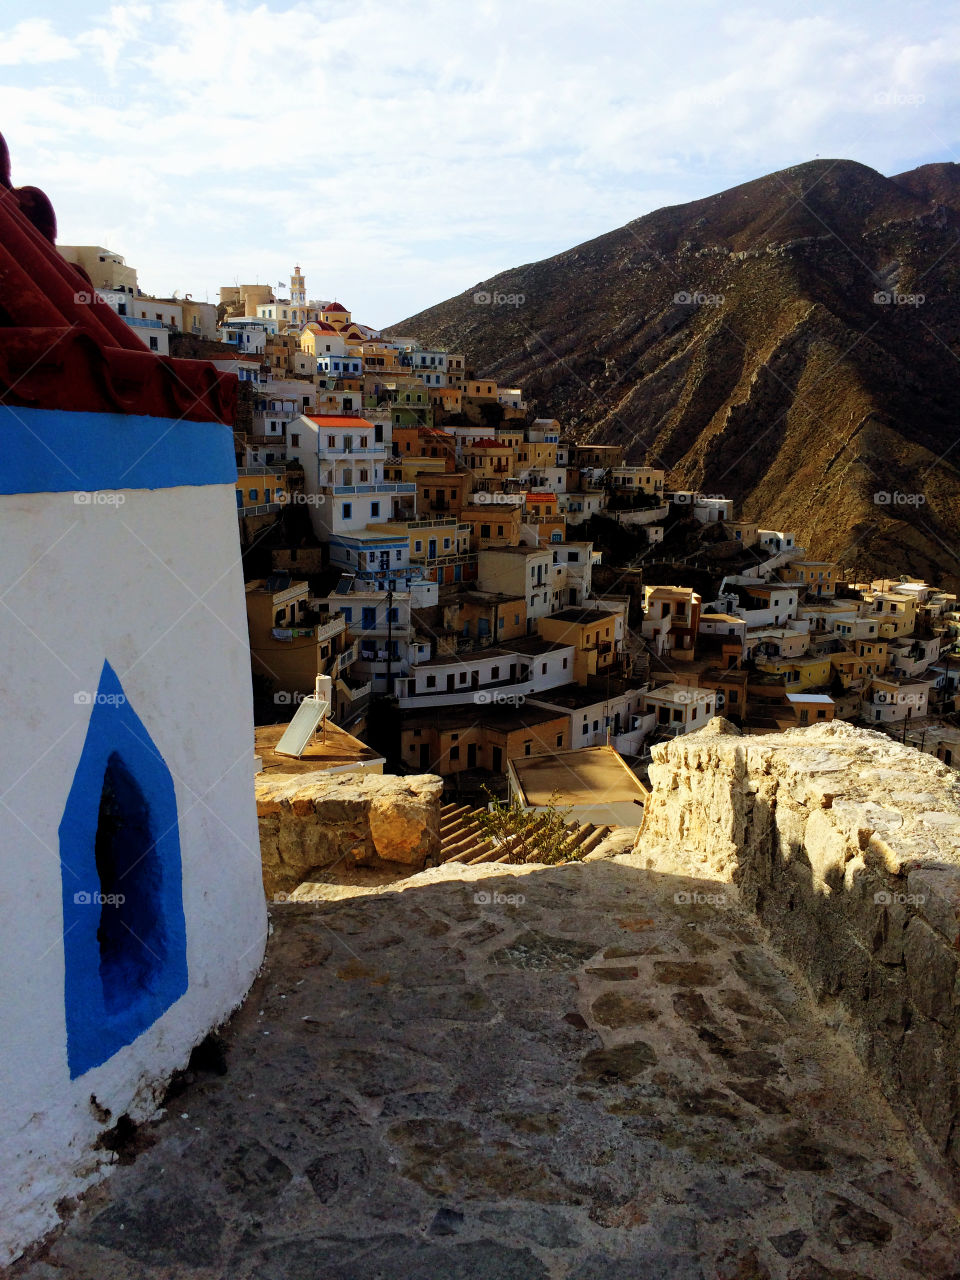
left=0, top=483, right=265, bottom=1265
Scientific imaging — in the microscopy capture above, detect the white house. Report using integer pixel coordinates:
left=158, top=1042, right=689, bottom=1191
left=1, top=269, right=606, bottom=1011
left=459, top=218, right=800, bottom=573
left=559, top=490, right=607, bottom=525
left=1, top=171, right=265, bottom=1266
left=396, top=642, right=575, bottom=710
left=285, top=414, right=416, bottom=539
left=642, top=684, right=716, bottom=736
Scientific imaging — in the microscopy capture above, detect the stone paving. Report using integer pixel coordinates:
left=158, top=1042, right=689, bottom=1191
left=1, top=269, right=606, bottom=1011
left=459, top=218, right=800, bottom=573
left=10, top=855, right=960, bottom=1279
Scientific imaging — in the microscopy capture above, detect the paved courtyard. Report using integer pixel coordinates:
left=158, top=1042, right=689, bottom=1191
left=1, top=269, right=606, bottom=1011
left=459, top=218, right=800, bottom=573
left=11, top=856, right=960, bottom=1279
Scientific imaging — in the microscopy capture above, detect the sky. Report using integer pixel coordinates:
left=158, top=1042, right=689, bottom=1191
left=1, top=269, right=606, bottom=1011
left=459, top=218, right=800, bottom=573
left=3, top=0, right=960, bottom=328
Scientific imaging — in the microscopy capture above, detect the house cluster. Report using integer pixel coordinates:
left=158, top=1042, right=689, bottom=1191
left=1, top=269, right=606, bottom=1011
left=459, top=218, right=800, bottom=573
left=60, top=245, right=960, bottom=783
left=638, top=498, right=960, bottom=748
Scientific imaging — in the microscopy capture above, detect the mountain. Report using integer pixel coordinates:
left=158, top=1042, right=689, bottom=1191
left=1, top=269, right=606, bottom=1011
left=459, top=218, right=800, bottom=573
left=389, top=159, right=960, bottom=584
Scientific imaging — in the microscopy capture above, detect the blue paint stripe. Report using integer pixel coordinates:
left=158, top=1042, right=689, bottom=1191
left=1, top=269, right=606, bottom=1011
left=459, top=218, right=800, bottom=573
left=0, top=406, right=237, bottom=494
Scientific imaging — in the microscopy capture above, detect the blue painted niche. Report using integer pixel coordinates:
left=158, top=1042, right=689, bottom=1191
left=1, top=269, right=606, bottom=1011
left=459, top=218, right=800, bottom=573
left=60, top=661, right=188, bottom=1078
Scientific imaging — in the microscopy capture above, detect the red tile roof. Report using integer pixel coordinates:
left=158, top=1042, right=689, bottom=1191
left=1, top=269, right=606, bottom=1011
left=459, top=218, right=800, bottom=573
left=0, top=133, right=235, bottom=423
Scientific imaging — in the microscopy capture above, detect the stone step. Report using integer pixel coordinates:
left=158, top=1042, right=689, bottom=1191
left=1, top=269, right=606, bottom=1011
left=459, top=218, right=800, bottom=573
left=443, top=838, right=494, bottom=864
left=444, top=827, right=488, bottom=855
left=573, top=825, right=611, bottom=857
left=440, top=804, right=472, bottom=827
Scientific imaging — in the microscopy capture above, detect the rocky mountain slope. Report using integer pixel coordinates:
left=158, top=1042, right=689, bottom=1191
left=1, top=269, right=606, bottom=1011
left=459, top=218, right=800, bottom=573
left=389, top=160, right=960, bottom=582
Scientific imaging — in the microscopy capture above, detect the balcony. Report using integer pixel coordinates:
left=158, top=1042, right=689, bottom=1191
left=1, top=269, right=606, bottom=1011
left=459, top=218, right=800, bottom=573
left=248, top=434, right=287, bottom=447
left=238, top=502, right=281, bottom=517
left=337, top=676, right=373, bottom=702
left=331, top=483, right=416, bottom=495
left=315, top=613, right=347, bottom=644
left=331, top=640, right=359, bottom=675
left=271, top=625, right=318, bottom=641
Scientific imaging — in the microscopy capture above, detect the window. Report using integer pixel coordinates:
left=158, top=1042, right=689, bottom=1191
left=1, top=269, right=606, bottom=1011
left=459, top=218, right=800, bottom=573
left=371, top=502, right=380, bottom=518
left=562, top=658, right=568, bottom=669
left=672, top=708, right=683, bottom=722
left=342, top=503, right=352, bottom=519
left=515, top=614, right=520, bottom=625
left=248, top=489, right=258, bottom=502
left=524, top=741, right=532, bottom=756
left=149, top=335, right=158, bottom=350
left=426, top=675, right=436, bottom=688
left=450, top=746, right=460, bottom=760
left=459, top=671, right=467, bottom=684
left=556, top=734, right=563, bottom=747
left=491, top=666, right=500, bottom=680
left=342, top=607, right=352, bottom=623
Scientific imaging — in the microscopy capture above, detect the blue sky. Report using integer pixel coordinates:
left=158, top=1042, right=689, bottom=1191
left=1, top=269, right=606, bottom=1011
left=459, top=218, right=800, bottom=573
left=4, top=0, right=960, bottom=327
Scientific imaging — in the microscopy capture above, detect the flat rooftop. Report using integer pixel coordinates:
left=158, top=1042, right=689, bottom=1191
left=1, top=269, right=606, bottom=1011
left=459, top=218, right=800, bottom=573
left=498, top=636, right=573, bottom=656
left=546, top=607, right=618, bottom=625
left=513, top=744, right=648, bottom=807
left=401, top=703, right=567, bottom=733
left=255, top=721, right=384, bottom=776
left=528, top=682, right=619, bottom=710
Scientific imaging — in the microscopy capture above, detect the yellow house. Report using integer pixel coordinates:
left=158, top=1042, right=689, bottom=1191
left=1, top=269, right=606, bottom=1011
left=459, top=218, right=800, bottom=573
left=463, top=440, right=513, bottom=484
left=353, top=341, right=400, bottom=371
left=755, top=653, right=832, bottom=690
left=465, top=379, right=498, bottom=400
left=865, top=593, right=918, bottom=639
left=789, top=560, right=838, bottom=598
left=429, top=386, right=462, bottom=414
left=538, top=607, right=622, bottom=684
left=516, top=440, right=558, bottom=469
left=724, top=520, right=760, bottom=548
left=460, top=505, right=525, bottom=548
left=610, top=467, right=665, bottom=496
left=854, top=637, right=888, bottom=676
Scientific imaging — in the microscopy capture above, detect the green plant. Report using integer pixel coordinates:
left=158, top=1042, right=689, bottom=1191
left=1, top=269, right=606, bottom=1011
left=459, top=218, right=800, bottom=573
left=474, top=787, right=580, bottom=864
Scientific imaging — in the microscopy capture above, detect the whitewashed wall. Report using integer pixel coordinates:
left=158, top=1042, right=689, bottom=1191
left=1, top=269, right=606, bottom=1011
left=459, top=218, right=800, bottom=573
left=0, top=481, right=266, bottom=1264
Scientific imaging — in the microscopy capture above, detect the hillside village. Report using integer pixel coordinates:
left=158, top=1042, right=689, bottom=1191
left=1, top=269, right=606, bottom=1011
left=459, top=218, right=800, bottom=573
left=9, top=127, right=960, bottom=1277
left=63, top=252, right=960, bottom=798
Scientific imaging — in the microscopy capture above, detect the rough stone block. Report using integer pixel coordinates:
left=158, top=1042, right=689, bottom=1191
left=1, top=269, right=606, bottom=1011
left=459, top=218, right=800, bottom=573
left=903, top=918, right=958, bottom=1026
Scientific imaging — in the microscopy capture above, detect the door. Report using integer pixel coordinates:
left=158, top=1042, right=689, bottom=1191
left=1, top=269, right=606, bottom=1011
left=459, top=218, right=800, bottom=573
left=419, top=744, right=430, bottom=769
left=467, top=743, right=477, bottom=768
left=491, top=746, right=502, bottom=772
left=446, top=674, right=455, bottom=692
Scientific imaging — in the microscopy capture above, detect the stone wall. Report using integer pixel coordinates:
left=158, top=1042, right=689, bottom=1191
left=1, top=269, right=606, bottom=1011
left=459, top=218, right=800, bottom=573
left=638, top=718, right=960, bottom=1169
left=256, top=771, right=443, bottom=897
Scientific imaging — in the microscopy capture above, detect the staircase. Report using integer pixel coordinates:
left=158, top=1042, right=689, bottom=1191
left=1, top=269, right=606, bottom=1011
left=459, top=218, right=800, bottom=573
left=438, top=802, right=614, bottom=866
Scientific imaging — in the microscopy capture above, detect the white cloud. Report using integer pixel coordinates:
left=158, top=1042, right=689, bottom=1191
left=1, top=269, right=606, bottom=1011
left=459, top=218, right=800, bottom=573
left=0, top=18, right=79, bottom=65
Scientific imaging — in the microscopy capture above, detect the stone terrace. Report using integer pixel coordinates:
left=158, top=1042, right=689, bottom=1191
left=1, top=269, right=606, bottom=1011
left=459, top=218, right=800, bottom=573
left=12, top=856, right=960, bottom=1279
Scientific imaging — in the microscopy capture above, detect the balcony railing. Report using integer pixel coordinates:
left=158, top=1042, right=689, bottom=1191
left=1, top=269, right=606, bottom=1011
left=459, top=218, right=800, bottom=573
left=238, top=502, right=281, bottom=516
left=331, top=483, right=417, bottom=495
left=316, top=614, right=347, bottom=644
left=337, top=676, right=373, bottom=702
left=271, top=625, right=318, bottom=641
left=331, top=640, right=359, bottom=675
